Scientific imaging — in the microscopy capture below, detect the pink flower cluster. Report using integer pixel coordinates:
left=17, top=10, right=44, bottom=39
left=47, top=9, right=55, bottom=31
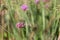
left=16, top=22, right=25, bottom=28
left=21, top=4, right=28, bottom=11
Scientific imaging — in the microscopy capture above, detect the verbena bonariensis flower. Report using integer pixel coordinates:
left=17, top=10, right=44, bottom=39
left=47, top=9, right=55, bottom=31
left=35, top=0, right=40, bottom=4
left=21, top=4, right=28, bottom=11
left=16, top=22, right=25, bottom=28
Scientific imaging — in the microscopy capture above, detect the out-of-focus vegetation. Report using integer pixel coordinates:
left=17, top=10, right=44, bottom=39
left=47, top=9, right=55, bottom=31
left=0, top=0, right=60, bottom=40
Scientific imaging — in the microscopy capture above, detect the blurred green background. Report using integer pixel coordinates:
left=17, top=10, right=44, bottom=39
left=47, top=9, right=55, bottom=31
left=0, top=0, right=60, bottom=40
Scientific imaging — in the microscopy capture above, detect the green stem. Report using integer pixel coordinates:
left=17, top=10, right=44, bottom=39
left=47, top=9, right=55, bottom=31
left=40, top=0, right=45, bottom=40
left=25, top=22, right=29, bottom=37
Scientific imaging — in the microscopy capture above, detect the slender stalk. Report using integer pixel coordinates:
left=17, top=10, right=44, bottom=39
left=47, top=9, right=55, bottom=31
left=53, top=0, right=56, bottom=16
left=40, top=0, right=45, bottom=40
left=40, top=0, right=45, bottom=31
left=25, top=22, right=29, bottom=38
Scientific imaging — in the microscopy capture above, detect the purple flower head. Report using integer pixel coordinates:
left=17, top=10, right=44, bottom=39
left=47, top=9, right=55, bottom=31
left=21, top=4, right=28, bottom=11
left=35, top=0, right=40, bottom=4
left=16, top=22, right=25, bottom=28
